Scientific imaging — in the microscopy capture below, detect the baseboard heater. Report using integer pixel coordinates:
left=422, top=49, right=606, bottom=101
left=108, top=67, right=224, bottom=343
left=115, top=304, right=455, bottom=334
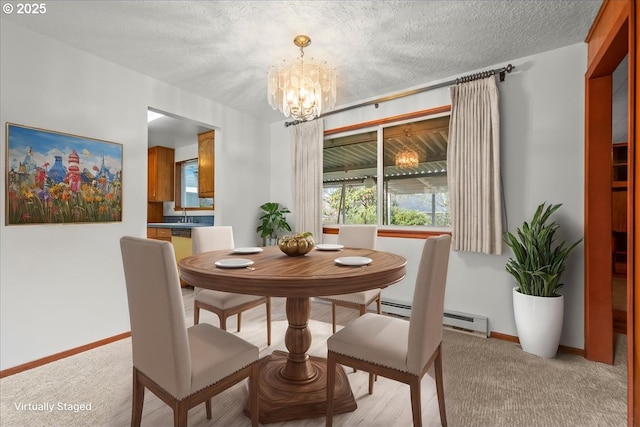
left=381, top=300, right=489, bottom=338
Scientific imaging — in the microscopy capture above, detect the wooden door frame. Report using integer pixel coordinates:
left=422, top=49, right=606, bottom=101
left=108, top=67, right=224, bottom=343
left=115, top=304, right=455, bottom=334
left=585, top=1, right=636, bottom=425
left=631, top=2, right=638, bottom=424
left=585, top=72, right=615, bottom=364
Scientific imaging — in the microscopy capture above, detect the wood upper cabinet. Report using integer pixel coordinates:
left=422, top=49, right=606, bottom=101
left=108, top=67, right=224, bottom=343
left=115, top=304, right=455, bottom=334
left=148, top=146, right=175, bottom=201
left=198, top=130, right=214, bottom=198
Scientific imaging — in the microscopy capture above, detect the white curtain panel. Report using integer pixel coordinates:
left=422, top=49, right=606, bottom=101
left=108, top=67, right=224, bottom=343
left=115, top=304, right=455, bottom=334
left=291, top=119, right=324, bottom=243
left=448, top=77, right=502, bottom=254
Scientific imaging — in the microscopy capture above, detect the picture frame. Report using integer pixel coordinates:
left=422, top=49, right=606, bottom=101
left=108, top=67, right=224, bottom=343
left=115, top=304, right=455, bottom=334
left=5, top=123, right=123, bottom=225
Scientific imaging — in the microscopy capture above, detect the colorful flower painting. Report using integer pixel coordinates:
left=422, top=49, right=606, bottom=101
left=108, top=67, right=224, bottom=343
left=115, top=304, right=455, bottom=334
left=6, top=123, right=123, bottom=225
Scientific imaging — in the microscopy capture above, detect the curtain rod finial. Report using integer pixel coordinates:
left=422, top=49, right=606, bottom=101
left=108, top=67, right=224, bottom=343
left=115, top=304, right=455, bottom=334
left=499, top=64, right=515, bottom=82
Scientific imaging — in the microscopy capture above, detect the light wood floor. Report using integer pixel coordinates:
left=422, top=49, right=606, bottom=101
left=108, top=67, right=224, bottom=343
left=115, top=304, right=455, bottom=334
left=1, top=287, right=626, bottom=427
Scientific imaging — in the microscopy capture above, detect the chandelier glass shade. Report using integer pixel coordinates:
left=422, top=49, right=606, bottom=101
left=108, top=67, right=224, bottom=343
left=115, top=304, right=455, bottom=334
left=268, top=35, right=336, bottom=121
left=395, top=150, right=419, bottom=168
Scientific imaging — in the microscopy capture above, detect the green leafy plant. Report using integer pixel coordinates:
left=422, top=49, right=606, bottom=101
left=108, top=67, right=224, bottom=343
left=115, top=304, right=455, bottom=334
left=256, top=202, right=292, bottom=239
left=504, top=202, right=582, bottom=297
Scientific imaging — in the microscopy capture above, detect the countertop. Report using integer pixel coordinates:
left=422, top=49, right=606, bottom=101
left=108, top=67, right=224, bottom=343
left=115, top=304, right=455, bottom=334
left=147, top=223, right=211, bottom=229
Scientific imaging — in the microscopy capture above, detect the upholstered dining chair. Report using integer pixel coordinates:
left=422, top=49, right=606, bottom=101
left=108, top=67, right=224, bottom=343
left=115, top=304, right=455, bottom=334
left=119, top=236, right=259, bottom=427
left=192, top=226, right=271, bottom=345
left=318, top=224, right=379, bottom=333
left=326, top=235, right=452, bottom=427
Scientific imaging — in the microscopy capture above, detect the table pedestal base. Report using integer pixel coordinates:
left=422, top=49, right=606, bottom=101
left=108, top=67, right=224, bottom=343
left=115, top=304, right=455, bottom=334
left=244, top=350, right=357, bottom=424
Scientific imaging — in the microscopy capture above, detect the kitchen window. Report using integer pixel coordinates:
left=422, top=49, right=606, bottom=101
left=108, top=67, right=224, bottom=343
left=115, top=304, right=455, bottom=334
left=175, top=159, right=213, bottom=209
left=322, top=113, right=450, bottom=228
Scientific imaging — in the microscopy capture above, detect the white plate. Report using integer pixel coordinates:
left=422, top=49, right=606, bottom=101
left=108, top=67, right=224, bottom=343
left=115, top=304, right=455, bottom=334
left=316, top=244, right=344, bottom=251
left=215, top=258, right=255, bottom=268
left=232, top=247, right=264, bottom=254
left=334, top=256, right=372, bottom=266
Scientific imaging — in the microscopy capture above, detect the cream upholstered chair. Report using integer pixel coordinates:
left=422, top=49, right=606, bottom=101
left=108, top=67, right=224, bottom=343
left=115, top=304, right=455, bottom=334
left=119, top=236, right=259, bottom=427
left=326, top=235, right=451, bottom=427
left=192, top=226, right=271, bottom=345
left=319, top=224, right=379, bottom=333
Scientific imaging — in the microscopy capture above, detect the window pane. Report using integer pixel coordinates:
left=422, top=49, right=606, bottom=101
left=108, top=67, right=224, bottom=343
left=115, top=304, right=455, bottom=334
left=322, top=114, right=450, bottom=228
left=180, top=160, right=213, bottom=208
left=323, top=131, right=377, bottom=225
left=382, top=116, right=450, bottom=227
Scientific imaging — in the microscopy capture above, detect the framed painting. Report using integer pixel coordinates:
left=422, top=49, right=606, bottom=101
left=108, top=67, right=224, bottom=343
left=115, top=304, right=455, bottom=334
left=5, top=123, right=123, bottom=225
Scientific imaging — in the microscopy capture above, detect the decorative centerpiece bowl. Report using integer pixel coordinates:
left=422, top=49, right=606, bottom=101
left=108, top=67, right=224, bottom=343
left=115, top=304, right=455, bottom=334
left=278, top=232, right=315, bottom=257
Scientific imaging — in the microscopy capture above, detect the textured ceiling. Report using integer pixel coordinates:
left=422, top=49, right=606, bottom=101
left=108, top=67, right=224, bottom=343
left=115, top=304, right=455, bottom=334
left=2, top=1, right=602, bottom=123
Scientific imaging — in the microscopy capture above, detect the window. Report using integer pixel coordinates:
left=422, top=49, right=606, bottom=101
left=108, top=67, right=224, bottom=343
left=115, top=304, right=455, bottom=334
left=175, top=159, right=213, bottom=209
left=322, top=114, right=450, bottom=227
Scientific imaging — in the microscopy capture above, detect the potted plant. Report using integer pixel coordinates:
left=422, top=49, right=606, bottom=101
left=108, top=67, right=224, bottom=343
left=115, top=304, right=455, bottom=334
left=504, top=202, right=582, bottom=358
left=257, top=202, right=292, bottom=246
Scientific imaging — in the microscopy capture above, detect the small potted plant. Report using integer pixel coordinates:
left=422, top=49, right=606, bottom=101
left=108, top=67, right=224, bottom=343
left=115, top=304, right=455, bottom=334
left=504, top=202, right=582, bottom=358
left=256, top=202, right=292, bottom=246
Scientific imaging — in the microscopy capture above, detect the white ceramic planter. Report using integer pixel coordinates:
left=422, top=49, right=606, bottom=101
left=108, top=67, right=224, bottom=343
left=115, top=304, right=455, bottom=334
left=512, top=287, right=564, bottom=358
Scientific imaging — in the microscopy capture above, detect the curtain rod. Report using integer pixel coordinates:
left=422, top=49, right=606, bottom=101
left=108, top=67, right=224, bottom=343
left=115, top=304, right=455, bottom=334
left=284, top=64, right=515, bottom=127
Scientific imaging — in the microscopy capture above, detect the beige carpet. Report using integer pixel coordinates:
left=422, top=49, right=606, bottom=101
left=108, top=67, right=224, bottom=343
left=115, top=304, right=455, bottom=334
left=0, top=292, right=627, bottom=427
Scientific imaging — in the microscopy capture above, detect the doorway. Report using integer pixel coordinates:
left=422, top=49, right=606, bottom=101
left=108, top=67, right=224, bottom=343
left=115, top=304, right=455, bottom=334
left=585, top=1, right=629, bottom=365
left=612, top=56, right=629, bottom=336
left=146, top=108, right=214, bottom=222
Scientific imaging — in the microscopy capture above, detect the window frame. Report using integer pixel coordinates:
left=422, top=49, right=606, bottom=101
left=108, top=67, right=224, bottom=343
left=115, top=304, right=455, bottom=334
left=174, top=158, right=213, bottom=211
left=322, top=106, right=452, bottom=238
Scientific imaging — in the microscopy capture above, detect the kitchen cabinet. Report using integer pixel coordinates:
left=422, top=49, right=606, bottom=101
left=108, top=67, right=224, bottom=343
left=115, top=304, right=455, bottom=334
left=148, top=146, right=175, bottom=201
left=198, top=130, right=214, bottom=198
left=147, top=227, right=172, bottom=242
left=147, top=202, right=163, bottom=223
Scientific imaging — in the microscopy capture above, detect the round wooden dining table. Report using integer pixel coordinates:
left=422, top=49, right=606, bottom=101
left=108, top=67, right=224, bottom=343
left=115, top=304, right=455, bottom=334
left=178, top=245, right=406, bottom=424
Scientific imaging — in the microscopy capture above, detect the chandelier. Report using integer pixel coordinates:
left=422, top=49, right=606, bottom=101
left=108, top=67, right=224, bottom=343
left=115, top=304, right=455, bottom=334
left=395, top=150, right=419, bottom=168
left=268, top=35, right=336, bottom=121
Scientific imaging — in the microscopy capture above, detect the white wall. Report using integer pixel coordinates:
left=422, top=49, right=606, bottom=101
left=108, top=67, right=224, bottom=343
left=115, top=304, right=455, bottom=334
left=0, top=21, right=270, bottom=369
left=270, top=43, right=586, bottom=348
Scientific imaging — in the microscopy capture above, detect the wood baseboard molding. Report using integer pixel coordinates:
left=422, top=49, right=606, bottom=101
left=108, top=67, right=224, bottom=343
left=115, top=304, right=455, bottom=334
left=490, top=331, right=586, bottom=357
left=0, top=332, right=131, bottom=379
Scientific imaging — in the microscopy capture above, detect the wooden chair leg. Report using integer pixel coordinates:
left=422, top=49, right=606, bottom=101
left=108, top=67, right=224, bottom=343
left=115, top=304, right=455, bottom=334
left=376, top=295, right=381, bottom=314
left=205, top=399, right=212, bottom=419
left=174, top=400, right=188, bottom=427
left=332, top=302, right=337, bottom=333
left=369, top=302, right=382, bottom=382
left=193, top=302, right=200, bottom=325
left=326, top=352, right=336, bottom=427
left=434, top=345, right=447, bottom=427
left=368, top=373, right=374, bottom=394
left=131, top=368, right=144, bottom=427
left=351, top=305, right=367, bottom=374
left=266, top=297, right=272, bottom=346
left=237, top=312, right=242, bottom=332
left=250, top=364, right=259, bottom=427
left=409, top=376, right=422, bottom=427
left=219, top=315, right=227, bottom=331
